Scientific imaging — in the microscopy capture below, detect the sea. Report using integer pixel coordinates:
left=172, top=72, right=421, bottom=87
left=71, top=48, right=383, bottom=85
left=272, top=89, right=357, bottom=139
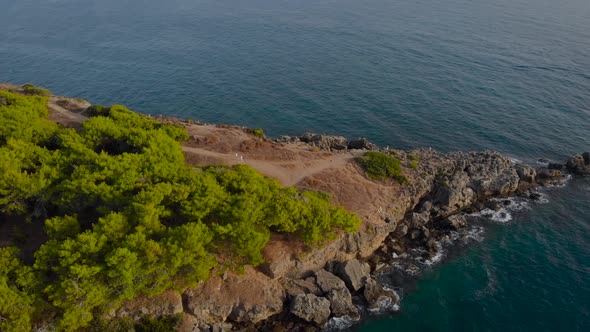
left=1, top=0, right=589, bottom=330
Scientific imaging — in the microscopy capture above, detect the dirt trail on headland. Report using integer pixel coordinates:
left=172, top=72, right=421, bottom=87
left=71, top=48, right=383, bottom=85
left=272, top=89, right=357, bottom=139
left=0, top=84, right=363, bottom=189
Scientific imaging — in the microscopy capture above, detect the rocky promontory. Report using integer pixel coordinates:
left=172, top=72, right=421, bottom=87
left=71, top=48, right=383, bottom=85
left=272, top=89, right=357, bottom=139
left=1, top=83, right=586, bottom=331
left=117, top=135, right=585, bottom=331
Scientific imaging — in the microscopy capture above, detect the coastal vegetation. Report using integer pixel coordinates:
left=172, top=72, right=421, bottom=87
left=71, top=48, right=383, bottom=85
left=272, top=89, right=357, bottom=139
left=0, top=91, right=360, bottom=331
left=355, top=151, right=407, bottom=184
left=21, top=83, right=52, bottom=96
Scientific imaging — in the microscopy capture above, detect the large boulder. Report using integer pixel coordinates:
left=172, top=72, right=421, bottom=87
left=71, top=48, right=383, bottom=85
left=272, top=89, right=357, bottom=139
left=536, top=167, right=567, bottom=186
left=289, top=294, right=331, bottom=325
left=299, top=133, right=348, bottom=151
left=326, top=288, right=359, bottom=318
left=183, top=268, right=285, bottom=324
left=566, top=153, right=590, bottom=176
left=515, top=164, right=537, bottom=183
left=432, top=171, right=476, bottom=216
left=334, top=259, right=370, bottom=291
left=408, top=211, right=431, bottom=228
left=111, top=289, right=183, bottom=320
left=348, top=138, right=376, bottom=150
left=463, top=152, right=520, bottom=198
left=285, top=277, right=322, bottom=298
left=315, top=269, right=346, bottom=293
left=438, top=214, right=468, bottom=231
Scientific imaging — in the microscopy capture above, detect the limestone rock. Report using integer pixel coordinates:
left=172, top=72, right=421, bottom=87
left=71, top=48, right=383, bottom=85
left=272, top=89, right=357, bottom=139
left=289, top=294, right=331, bottom=325
left=112, top=289, right=183, bottom=320
left=348, top=138, right=376, bottom=150
left=439, top=214, right=468, bottom=231
left=334, top=259, right=370, bottom=291
left=183, top=268, right=285, bottom=324
left=432, top=171, right=476, bottom=216
left=566, top=153, right=590, bottom=176
left=326, top=288, right=359, bottom=318
left=315, top=269, right=346, bottom=293
left=299, top=133, right=348, bottom=151
left=285, top=277, right=322, bottom=298
left=516, top=164, right=537, bottom=183
left=408, top=211, right=430, bottom=227
left=536, top=167, right=567, bottom=186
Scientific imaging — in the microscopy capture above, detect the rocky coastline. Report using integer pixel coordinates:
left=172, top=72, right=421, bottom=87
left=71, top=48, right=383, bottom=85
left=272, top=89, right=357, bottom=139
left=114, top=132, right=589, bottom=332
left=2, top=83, right=587, bottom=331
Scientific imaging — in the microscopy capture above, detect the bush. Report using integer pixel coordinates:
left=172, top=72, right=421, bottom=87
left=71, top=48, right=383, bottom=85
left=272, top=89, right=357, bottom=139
left=22, top=84, right=52, bottom=96
left=244, top=127, right=265, bottom=138
left=356, top=151, right=407, bottom=184
left=0, top=93, right=361, bottom=330
left=409, top=161, right=418, bottom=169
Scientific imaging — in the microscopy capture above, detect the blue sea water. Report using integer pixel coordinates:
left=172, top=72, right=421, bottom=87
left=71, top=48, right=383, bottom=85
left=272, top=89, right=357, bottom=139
left=1, top=0, right=589, bottom=330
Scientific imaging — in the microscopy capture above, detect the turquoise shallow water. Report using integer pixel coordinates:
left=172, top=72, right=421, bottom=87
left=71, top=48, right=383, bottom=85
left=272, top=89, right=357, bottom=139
left=1, top=0, right=589, bottom=330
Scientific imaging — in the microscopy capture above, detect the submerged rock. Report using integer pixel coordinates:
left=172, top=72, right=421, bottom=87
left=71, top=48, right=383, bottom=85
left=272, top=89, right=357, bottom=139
left=363, top=278, right=399, bottom=311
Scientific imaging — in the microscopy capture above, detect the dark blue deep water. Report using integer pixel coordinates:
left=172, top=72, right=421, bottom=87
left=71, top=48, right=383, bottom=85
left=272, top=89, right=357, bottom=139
left=1, top=0, right=589, bottom=330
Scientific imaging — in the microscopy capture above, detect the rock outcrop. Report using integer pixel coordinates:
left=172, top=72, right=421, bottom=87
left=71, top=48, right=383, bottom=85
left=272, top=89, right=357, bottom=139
left=290, top=294, right=332, bottom=325
left=334, top=259, right=370, bottom=291
left=110, top=147, right=586, bottom=331
left=182, top=267, right=285, bottom=325
left=326, top=288, right=359, bottom=318
left=111, top=290, right=183, bottom=320
left=287, top=132, right=377, bottom=151
left=315, top=269, right=346, bottom=293
left=566, top=152, right=590, bottom=176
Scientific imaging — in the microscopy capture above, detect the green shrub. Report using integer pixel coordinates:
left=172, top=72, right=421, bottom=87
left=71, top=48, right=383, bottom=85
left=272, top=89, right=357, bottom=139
left=22, top=84, right=51, bottom=96
left=408, top=154, right=420, bottom=161
left=409, top=161, right=418, bottom=169
left=87, top=104, right=111, bottom=117
left=244, top=127, right=265, bottom=138
left=356, top=151, right=407, bottom=184
left=0, top=93, right=361, bottom=330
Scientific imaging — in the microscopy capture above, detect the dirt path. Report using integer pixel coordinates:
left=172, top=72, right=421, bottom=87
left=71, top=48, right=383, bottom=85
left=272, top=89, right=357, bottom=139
left=34, top=96, right=363, bottom=188
left=47, top=101, right=88, bottom=123
left=182, top=145, right=358, bottom=187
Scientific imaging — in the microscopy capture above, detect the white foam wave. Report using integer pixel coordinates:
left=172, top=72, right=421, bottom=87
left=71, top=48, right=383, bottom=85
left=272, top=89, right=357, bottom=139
left=367, top=286, right=401, bottom=315
left=468, top=196, right=536, bottom=223
left=543, top=174, right=573, bottom=188
left=509, top=157, right=522, bottom=164
left=461, top=226, right=485, bottom=242
left=535, top=159, right=550, bottom=167
left=473, top=208, right=512, bottom=223
left=323, top=315, right=359, bottom=331
left=495, top=197, right=531, bottom=211
left=531, top=191, right=550, bottom=204
left=423, top=242, right=444, bottom=266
